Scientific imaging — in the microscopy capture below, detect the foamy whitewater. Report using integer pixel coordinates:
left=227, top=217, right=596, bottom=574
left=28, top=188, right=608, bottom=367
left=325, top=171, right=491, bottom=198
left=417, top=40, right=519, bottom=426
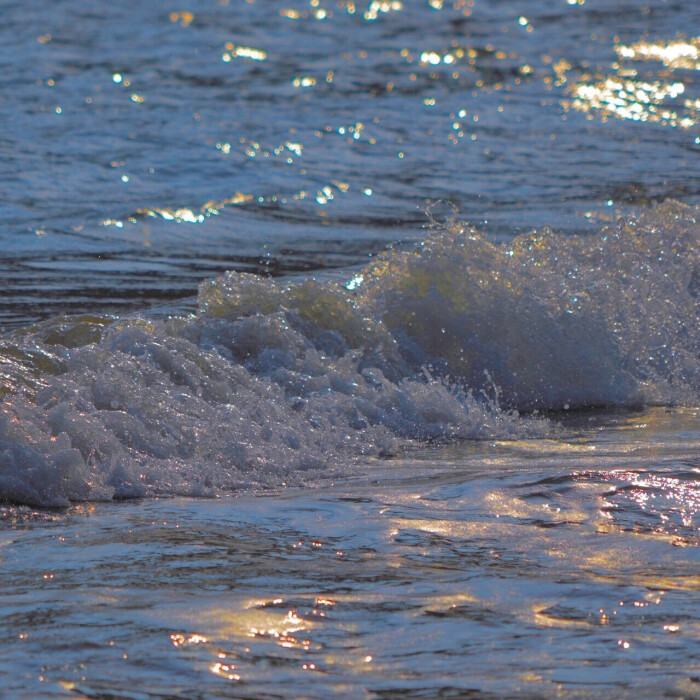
left=0, top=201, right=698, bottom=506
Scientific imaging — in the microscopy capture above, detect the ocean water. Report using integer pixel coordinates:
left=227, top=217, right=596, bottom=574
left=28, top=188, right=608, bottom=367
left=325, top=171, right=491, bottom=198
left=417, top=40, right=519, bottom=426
left=1, top=0, right=700, bottom=697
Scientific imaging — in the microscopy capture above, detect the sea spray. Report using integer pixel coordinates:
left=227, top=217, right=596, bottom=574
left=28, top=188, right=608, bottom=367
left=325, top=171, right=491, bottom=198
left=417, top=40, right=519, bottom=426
left=1, top=201, right=698, bottom=506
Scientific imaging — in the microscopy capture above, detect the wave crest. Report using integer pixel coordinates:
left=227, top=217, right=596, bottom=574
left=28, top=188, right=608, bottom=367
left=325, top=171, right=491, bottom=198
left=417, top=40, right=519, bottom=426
left=1, top=201, right=698, bottom=505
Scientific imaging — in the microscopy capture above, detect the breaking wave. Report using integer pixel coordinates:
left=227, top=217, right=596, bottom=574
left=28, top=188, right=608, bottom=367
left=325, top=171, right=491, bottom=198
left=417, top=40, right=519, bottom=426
left=0, top=201, right=698, bottom=506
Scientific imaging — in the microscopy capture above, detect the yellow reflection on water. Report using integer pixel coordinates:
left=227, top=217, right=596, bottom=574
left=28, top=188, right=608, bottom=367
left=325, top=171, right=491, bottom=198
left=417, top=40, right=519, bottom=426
left=208, top=602, right=313, bottom=643
left=564, top=36, right=700, bottom=128
left=169, top=11, right=194, bottom=27
left=293, top=75, right=317, bottom=87
left=532, top=605, right=594, bottom=630
left=170, top=632, right=208, bottom=647
left=616, top=38, right=700, bottom=71
left=281, top=8, right=301, bottom=20
left=599, top=469, right=699, bottom=531
left=222, top=43, right=267, bottom=62
left=364, top=0, right=402, bottom=21
left=101, top=192, right=252, bottom=227
left=210, top=661, right=241, bottom=681
left=567, top=78, right=691, bottom=127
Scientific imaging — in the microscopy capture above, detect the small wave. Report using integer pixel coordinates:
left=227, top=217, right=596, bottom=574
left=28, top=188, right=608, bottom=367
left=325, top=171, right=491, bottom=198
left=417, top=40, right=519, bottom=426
left=1, top=200, right=698, bottom=506
left=357, top=199, right=700, bottom=409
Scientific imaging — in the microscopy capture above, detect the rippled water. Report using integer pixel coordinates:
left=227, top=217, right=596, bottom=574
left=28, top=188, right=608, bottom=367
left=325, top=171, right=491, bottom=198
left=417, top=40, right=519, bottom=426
left=1, top=409, right=699, bottom=698
left=1, top=0, right=700, bottom=697
left=3, top=0, right=700, bottom=326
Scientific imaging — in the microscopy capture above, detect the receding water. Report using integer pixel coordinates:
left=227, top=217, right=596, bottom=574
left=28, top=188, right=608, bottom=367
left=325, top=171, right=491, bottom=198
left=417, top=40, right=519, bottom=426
left=2, top=409, right=699, bottom=698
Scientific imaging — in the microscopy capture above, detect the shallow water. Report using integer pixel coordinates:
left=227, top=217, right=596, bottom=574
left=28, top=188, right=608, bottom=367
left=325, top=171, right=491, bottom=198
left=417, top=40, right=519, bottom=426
left=1, top=408, right=699, bottom=698
left=1, top=0, right=700, bottom=697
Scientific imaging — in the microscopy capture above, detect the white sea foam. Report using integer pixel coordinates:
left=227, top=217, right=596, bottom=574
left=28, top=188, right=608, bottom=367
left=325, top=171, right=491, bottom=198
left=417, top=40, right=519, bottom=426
left=360, top=200, right=700, bottom=409
left=0, top=201, right=698, bottom=506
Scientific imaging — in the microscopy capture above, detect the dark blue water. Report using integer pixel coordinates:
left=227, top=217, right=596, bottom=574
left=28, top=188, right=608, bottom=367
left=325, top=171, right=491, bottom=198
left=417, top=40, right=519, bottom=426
left=2, top=0, right=699, bottom=326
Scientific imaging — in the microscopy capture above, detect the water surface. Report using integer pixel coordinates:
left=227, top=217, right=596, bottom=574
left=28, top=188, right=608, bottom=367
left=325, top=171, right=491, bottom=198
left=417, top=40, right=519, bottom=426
left=1, top=1, right=699, bottom=697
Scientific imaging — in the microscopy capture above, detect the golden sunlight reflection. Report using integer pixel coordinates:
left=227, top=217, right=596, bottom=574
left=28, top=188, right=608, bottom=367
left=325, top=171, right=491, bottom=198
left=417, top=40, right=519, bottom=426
left=402, top=44, right=516, bottom=70
left=533, top=605, right=594, bottom=630
left=193, top=601, right=315, bottom=648
left=244, top=606, right=315, bottom=652
left=169, top=11, right=194, bottom=27
left=422, top=592, right=480, bottom=614
left=170, top=632, right=208, bottom=647
left=102, top=177, right=357, bottom=229
left=293, top=75, right=317, bottom=88
left=222, top=43, right=267, bottom=62
left=616, top=38, right=700, bottom=71
left=564, top=36, right=700, bottom=128
left=165, top=598, right=324, bottom=683
left=237, top=137, right=305, bottom=162
left=101, top=193, right=252, bottom=227
left=598, top=469, right=699, bottom=531
left=566, top=78, right=694, bottom=128
left=364, top=0, right=403, bottom=21
left=210, top=662, right=241, bottom=681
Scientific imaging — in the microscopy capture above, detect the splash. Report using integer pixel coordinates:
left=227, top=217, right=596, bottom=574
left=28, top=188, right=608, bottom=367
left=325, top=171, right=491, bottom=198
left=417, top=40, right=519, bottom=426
left=358, top=200, right=699, bottom=409
left=1, top=201, right=698, bottom=506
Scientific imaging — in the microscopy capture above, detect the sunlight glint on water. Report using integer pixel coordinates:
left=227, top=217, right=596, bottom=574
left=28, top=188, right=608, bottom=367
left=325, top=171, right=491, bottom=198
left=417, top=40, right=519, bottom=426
left=0, top=409, right=698, bottom=697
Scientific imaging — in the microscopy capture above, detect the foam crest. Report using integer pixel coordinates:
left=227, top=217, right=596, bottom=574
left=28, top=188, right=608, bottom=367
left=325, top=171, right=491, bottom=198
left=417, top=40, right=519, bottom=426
left=358, top=201, right=699, bottom=408
left=426, top=205, right=693, bottom=402
left=0, top=311, right=529, bottom=507
left=1, top=201, right=698, bottom=506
